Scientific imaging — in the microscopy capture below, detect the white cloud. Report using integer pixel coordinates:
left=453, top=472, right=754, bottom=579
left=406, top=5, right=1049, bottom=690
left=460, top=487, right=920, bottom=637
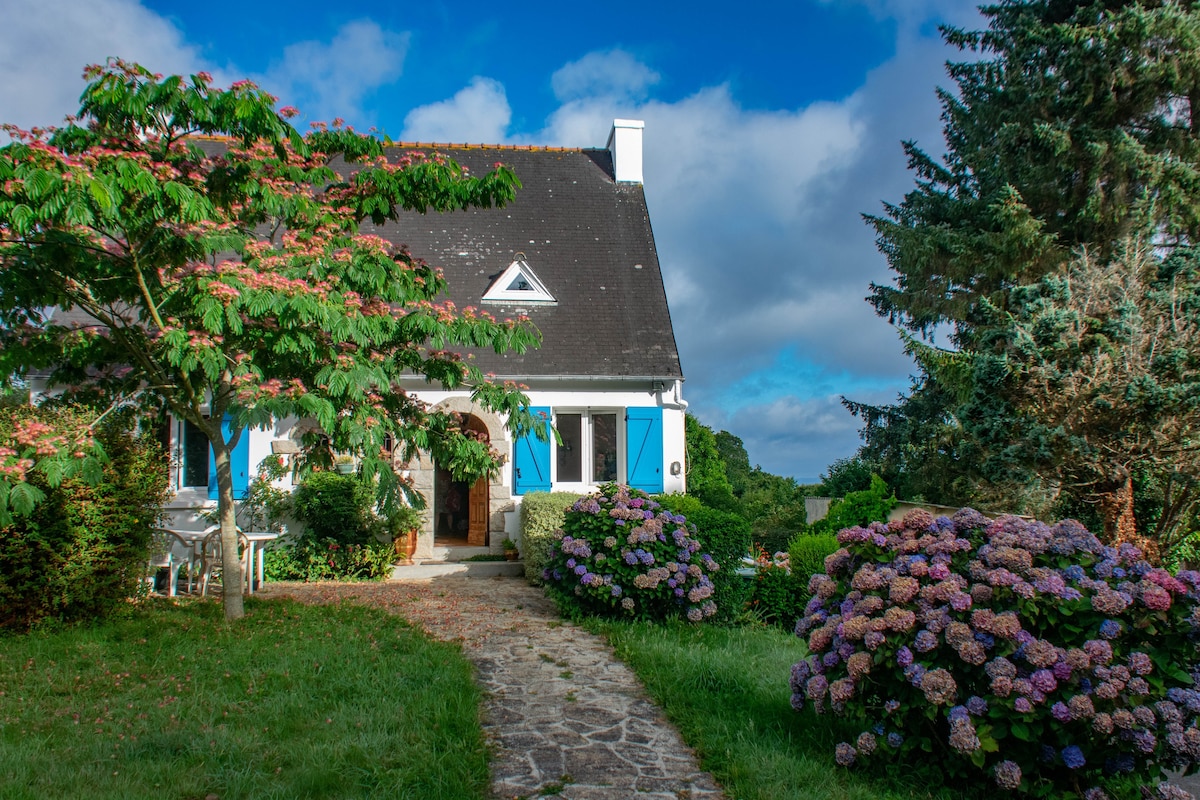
left=401, top=77, right=511, bottom=143
left=551, top=49, right=660, bottom=102
left=514, top=19, right=979, bottom=478
left=258, top=20, right=408, bottom=126
left=0, top=0, right=210, bottom=130
left=528, top=64, right=920, bottom=396
left=0, top=0, right=981, bottom=483
left=0, top=5, right=410, bottom=135
left=704, top=394, right=873, bottom=482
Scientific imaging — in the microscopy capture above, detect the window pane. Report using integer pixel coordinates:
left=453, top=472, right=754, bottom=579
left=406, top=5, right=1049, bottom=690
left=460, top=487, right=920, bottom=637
left=593, top=413, right=617, bottom=482
left=556, top=413, right=582, bottom=482
left=182, top=420, right=210, bottom=488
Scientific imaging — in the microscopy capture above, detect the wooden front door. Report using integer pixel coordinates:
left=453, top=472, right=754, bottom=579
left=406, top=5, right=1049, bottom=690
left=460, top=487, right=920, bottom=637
left=468, top=476, right=489, bottom=545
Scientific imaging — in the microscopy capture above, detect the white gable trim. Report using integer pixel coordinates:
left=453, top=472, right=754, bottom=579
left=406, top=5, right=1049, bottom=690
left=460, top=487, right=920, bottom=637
left=482, top=256, right=556, bottom=305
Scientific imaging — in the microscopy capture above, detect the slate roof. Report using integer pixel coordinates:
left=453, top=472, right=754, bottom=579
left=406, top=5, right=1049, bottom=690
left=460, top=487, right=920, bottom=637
left=359, top=144, right=683, bottom=380
left=44, top=139, right=684, bottom=382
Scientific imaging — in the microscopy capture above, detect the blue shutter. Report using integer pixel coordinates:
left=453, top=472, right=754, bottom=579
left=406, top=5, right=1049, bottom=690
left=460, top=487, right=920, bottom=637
left=626, top=407, right=664, bottom=493
left=208, top=415, right=250, bottom=501
left=513, top=407, right=552, bottom=495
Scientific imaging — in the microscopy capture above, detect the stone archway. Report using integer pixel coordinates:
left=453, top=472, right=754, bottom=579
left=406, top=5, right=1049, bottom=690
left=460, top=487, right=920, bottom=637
left=399, top=398, right=511, bottom=558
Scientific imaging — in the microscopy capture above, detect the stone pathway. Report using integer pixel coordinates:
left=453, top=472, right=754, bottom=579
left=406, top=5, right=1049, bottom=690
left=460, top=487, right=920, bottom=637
left=258, top=576, right=725, bottom=800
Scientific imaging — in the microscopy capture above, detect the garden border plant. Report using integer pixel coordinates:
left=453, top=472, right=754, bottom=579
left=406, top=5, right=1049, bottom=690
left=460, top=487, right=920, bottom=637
left=656, top=493, right=753, bottom=624
left=544, top=484, right=719, bottom=622
left=792, top=508, right=1200, bottom=799
left=264, top=469, right=395, bottom=582
left=520, top=491, right=584, bottom=584
left=0, top=405, right=168, bottom=629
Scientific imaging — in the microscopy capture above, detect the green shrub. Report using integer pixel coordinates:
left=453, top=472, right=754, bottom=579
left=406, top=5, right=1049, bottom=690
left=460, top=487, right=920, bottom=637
left=658, top=493, right=752, bottom=623
left=811, top=473, right=896, bottom=535
left=794, top=510, right=1200, bottom=798
left=0, top=406, right=169, bottom=630
left=748, top=551, right=807, bottom=628
left=752, top=505, right=809, bottom=556
left=654, top=492, right=707, bottom=520
left=544, top=485, right=719, bottom=621
left=520, top=491, right=583, bottom=584
left=263, top=538, right=396, bottom=581
left=789, top=531, right=840, bottom=589
left=292, top=471, right=382, bottom=546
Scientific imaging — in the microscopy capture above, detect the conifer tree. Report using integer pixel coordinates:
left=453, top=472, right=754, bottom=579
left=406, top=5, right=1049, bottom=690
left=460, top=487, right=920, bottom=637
left=855, top=1, right=1200, bottom=551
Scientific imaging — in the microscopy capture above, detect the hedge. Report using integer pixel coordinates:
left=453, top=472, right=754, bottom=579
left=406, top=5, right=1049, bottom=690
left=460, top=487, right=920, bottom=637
left=657, top=492, right=753, bottom=623
left=520, top=492, right=584, bottom=584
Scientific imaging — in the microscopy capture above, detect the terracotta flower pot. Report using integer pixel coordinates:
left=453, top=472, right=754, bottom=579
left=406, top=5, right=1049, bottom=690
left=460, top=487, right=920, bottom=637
left=394, top=530, right=418, bottom=563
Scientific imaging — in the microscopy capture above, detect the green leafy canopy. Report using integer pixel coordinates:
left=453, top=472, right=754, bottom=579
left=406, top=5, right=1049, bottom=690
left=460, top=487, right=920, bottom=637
left=0, top=59, right=545, bottom=618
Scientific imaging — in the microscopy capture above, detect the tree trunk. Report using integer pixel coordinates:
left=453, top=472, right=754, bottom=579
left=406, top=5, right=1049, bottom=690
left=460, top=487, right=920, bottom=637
left=1099, top=471, right=1159, bottom=563
left=210, top=437, right=246, bottom=621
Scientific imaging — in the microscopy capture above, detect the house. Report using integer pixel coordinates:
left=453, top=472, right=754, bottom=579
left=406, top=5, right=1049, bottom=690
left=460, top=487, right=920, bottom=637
left=142, top=119, right=687, bottom=558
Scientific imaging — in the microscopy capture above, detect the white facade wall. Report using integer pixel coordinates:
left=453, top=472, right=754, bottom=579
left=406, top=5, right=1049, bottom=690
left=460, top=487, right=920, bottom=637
left=161, top=415, right=299, bottom=532
left=411, top=377, right=687, bottom=499
left=156, top=378, right=686, bottom=533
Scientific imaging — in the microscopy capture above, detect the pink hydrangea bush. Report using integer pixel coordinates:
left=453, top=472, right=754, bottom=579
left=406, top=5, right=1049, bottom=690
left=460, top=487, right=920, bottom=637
left=792, top=509, right=1200, bottom=798
left=543, top=484, right=718, bottom=621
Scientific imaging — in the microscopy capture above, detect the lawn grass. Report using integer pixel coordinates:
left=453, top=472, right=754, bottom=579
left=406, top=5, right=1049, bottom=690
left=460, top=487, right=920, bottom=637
left=0, top=597, right=488, bottom=800
left=590, top=619, right=977, bottom=800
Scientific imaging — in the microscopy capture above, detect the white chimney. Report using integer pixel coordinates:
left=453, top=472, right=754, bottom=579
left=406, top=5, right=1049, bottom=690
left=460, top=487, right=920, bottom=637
left=607, top=119, right=644, bottom=184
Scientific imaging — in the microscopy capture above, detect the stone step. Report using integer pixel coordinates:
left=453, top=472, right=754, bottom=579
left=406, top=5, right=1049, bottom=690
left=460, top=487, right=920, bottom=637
left=431, top=545, right=492, bottom=562
left=389, top=560, right=524, bottom=580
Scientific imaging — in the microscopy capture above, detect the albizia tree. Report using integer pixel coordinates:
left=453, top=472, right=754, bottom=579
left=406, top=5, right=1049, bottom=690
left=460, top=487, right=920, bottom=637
left=0, top=60, right=542, bottom=620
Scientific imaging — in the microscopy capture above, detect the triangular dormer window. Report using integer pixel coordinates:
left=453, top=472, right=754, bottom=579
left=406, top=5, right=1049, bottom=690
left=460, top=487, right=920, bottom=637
left=482, top=254, right=556, bottom=305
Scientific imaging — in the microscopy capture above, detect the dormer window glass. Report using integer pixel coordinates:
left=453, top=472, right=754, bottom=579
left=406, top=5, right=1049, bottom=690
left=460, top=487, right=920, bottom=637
left=483, top=254, right=556, bottom=304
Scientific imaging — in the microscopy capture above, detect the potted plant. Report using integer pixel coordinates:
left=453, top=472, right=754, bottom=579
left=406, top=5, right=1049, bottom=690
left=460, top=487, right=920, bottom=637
left=388, top=505, right=424, bottom=564
left=501, top=537, right=520, bottom=561
left=333, top=453, right=357, bottom=474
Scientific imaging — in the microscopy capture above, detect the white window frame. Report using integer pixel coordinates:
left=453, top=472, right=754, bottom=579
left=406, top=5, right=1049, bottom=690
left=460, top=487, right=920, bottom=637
left=482, top=256, right=557, bottom=305
left=176, top=417, right=211, bottom=491
left=550, top=408, right=624, bottom=489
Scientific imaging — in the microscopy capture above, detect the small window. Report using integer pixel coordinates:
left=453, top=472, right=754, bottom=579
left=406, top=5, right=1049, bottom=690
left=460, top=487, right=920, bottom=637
left=553, top=410, right=619, bottom=485
left=593, top=413, right=618, bottom=482
left=556, top=413, right=583, bottom=482
left=181, top=419, right=210, bottom=488
left=483, top=255, right=556, bottom=304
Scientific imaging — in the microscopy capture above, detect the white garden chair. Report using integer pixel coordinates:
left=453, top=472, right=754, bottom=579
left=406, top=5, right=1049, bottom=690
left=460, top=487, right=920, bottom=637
left=198, top=525, right=249, bottom=596
left=146, top=528, right=192, bottom=596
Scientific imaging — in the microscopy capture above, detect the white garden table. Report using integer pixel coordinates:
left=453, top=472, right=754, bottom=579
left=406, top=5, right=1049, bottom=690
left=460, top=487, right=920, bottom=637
left=242, top=531, right=281, bottom=594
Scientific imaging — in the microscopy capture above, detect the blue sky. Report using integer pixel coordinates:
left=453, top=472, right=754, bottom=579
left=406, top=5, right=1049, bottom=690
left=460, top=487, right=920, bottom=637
left=3, top=0, right=984, bottom=482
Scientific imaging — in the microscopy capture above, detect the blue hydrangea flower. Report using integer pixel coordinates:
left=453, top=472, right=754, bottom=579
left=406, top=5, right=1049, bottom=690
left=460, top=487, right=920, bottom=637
left=1061, top=746, right=1086, bottom=769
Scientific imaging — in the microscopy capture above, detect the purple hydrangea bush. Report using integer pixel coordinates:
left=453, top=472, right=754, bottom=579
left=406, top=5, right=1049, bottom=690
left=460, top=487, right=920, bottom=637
left=543, top=484, right=718, bottom=621
left=791, top=508, right=1200, bottom=798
